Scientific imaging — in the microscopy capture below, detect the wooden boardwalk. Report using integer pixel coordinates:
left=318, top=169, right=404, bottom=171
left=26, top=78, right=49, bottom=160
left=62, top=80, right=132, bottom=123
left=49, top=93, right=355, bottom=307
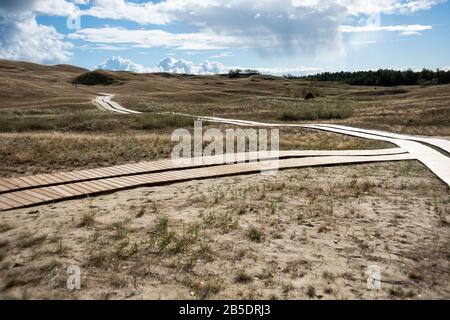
left=0, top=150, right=412, bottom=211
left=93, top=93, right=141, bottom=114
left=181, top=114, right=450, bottom=187
left=0, top=148, right=406, bottom=194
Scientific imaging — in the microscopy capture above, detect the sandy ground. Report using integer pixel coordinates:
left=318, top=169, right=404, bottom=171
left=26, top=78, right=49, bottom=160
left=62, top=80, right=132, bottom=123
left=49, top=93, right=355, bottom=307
left=0, top=160, right=449, bottom=300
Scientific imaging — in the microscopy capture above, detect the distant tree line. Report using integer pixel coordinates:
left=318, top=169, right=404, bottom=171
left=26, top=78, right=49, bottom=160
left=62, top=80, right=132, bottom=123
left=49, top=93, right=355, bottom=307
left=288, top=69, right=450, bottom=86
left=228, top=69, right=261, bottom=78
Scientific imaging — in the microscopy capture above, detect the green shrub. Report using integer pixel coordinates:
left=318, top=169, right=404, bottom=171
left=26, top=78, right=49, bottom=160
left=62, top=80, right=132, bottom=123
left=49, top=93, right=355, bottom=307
left=278, top=103, right=353, bottom=121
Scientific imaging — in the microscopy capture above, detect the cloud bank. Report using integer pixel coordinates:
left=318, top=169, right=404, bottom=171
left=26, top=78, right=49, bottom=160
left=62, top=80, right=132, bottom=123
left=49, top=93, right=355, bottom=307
left=97, top=56, right=150, bottom=73
left=157, top=57, right=226, bottom=75
left=97, top=56, right=321, bottom=76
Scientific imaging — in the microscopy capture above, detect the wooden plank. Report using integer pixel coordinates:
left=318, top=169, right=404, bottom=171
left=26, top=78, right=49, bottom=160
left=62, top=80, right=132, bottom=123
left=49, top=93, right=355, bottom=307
left=58, top=172, right=82, bottom=181
left=103, top=178, right=130, bottom=188
left=82, top=181, right=109, bottom=192
left=0, top=200, right=13, bottom=211
left=90, top=180, right=116, bottom=190
left=114, top=165, right=142, bottom=174
left=18, top=176, right=39, bottom=186
left=79, top=182, right=105, bottom=193
left=115, top=164, right=142, bottom=174
left=0, top=180, right=22, bottom=190
left=46, top=185, right=74, bottom=197
left=112, top=178, right=136, bottom=187
left=56, top=184, right=84, bottom=196
left=26, top=176, right=48, bottom=185
left=76, top=170, right=100, bottom=179
left=33, top=174, right=58, bottom=184
left=91, top=179, right=117, bottom=189
left=69, top=171, right=92, bottom=180
left=88, top=168, right=112, bottom=177
left=2, top=193, right=33, bottom=206
left=119, top=176, right=145, bottom=186
left=144, top=162, right=174, bottom=171
left=14, top=191, right=43, bottom=203
left=67, top=183, right=94, bottom=193
left=0, top=196, right=24, bottom=208
left=41, top=174, right=66, bottom=183
left=95, top=167, right=120, bottom=176
left=160, top=159, right=186, bottom=168
left=116, top=176, right=139, bottom=184
left=123, top=175, right=150, bottom=184
left=4, top=178, right=29, bottom=189
left=22, top=189, right=54, bottom=202
left=66, top=183, right=94, bottom=194
left=32, top=188, right=63, bottom=200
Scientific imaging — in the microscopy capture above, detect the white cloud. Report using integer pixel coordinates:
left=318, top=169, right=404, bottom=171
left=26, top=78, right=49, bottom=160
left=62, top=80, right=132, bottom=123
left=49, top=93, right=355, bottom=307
left=157, top=57, right=226, bottom=75
left=96, top=56, right=227, bottom=75
left=0, top=0, right=80, bottom=16
left=85, top=0, right=170, bottom=25
left=208, top=52, right=233, bottom=59
left=0, top=0, right=75, bottom=63
left=334, top=0, right=444, bottom=15
left=0, top=12, right=72, bottom=63
left=97, top=56, right=155, bottom=72
left=340, top=24, right=432, bottom=35
left=34, top=0, right=80, bottom=16
left=96, top=55, right=321, bottom=76
left=68, top=27, right=243, bottom=50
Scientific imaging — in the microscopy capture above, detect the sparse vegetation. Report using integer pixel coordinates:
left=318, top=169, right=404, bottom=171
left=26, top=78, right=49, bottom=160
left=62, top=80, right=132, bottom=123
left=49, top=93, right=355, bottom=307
left=278, top=103, right=353, bottom=121
left=202, top=211, right=238, bottom=232
left=306, top=285, right=316, bottom=298
left=76, top=211, right=96, bottom=228
left=234, top=270, right=253, bottom=284
left=17, top=233, right=47, bottom=249
left=148, top=218, right=200, bottom=256
left=0, top=224, right=13, bottom=233
left=388, top=287, right=416, bottom=299
left=247, top=227, right=264, bottom=242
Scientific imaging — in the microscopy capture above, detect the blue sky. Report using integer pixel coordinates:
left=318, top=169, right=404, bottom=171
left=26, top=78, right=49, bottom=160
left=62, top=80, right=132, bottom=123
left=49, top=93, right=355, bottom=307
left=1, top=0, right=449, bottom=75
